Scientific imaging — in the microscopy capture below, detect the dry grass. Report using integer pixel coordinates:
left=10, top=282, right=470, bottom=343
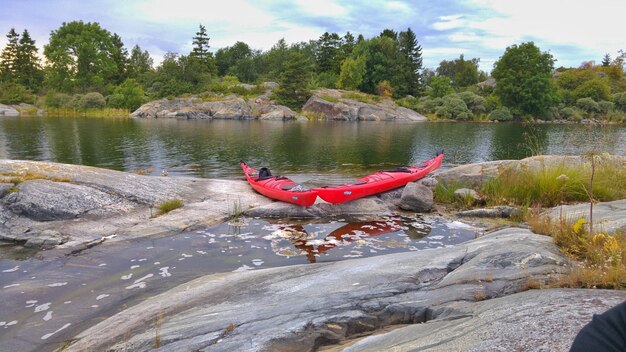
left=155, top=199, right=183, bottom=216
left=153, top=310, right=164, bottom=348
left=0, top=171, right=71, bottom=184
left=133, top=168, right=153, bottom=175
left=46, top=108, right=130, bottom=117
left=473, top=288, right=486, bottom=301
left=530, top=214, right=626, bottom=289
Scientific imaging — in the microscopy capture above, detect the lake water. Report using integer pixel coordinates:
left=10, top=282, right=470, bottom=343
left=1, top=117, right=624, bottom=182
left=0, top=215, right=481, bottom=351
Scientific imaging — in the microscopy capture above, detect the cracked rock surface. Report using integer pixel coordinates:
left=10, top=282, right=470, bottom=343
left=66, top=228, right=571, bottom=351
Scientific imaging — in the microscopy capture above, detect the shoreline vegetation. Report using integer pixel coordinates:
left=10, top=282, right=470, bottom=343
left=0, top=22, right=624, bottom=122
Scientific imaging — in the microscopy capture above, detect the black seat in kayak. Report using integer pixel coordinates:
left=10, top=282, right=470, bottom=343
left=255, top=167, right=273, bottom=181
left=383, top=167, right=411, bottom=173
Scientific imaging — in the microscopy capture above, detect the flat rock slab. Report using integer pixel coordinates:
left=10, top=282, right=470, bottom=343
left=244, top=197, right=392, bottom=219
left=66, top=228, right=569, bottom=351
left=544, top=199, right=626, bottom=234
left=345, top=288, right=626, bottom=352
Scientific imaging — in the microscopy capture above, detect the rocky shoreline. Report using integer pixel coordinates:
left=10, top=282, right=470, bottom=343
left=1, top=156, right=625, bottom=351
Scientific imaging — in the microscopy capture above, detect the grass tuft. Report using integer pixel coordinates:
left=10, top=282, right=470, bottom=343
left=155, top=199, right=183, bottom=216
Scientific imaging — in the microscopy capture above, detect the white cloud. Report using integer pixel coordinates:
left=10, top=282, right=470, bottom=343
left=293, top=0, right=347, bottom=18
left=385, top=1, right=410, bottom=11
left=432, top=14, right=465, bottom=31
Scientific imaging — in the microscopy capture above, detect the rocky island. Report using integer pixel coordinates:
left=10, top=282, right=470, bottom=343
left=0, top=155, right=625, bottom=351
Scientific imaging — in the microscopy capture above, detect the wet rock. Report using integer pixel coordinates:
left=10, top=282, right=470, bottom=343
left=345, top=289, right=626, bottom=352
left=544, top=199, right=626, bottom=234
left=258, top=105, right=298, bottom=121
left=132, top=97, right=253, bottom=119
left=454, top=188, right=483, bottom=205
left=66, top=228, right=570, bottom=352
left=418, top=176, right=438, bottom=189
left=0, top=103, right=19, bottom=116
left=302, top=89, right=427, bottom=121
left=0, top=182, right=14, bottom=197
left=377, top=188, right=403, bottom=206
left=4, top=179, right=135, bottom=221
left=436, top=160, right=515, bottom=188
left=244, top=197, right=391, bottom=219
left=399, top=182, right=433, bottom=212
left=24, top=230, right=68, bottom=249
left=457, top=206, right=521, bottom=218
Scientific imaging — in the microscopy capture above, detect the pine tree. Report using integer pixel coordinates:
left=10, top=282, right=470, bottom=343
left=398, top=28, right=423, bottom=95
left=15, top=29, right=43, bottom=90
left=316, top=32, right=341, bottom=73
left=0, top=28, right=20, bottom=82
left=111, top=33, right=129, bottom=84
left=601, top=53, right=611, bottom=67
left=190, top=24, right=216, bottom=74
left=128, top=45, right=153, bottom=78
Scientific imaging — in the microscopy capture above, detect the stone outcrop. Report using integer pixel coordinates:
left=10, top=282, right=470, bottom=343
left=457, top=206, right=521, bottom=218
left=64, top=228, right=575, bottom=351
left=544, top=199, right=626, bottom=234
left=302, top=89, right=427, bottom=122
left=131, top=84, right=301, bottom=121
left=0, top=103, right=19, bottom=116
left=399, top=182, right=433, bottom=212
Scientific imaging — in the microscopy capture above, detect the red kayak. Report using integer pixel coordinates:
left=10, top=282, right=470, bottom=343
left=312, top=152, right=444, bottom=204
left=240, top=161, right=318, bottom=206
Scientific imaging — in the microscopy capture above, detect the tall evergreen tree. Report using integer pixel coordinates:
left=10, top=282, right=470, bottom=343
left=601, top=53, right=612, bottom=67
left=15, top=29, right=43, bottom=90
left=316, top=32, right=341, bottom=73
left=110, top=33, right=129, bottom=84
left=380, top=29, right=398, bottom=40
left=128, top=44, right=153, bottom=78
left=398, top=28, right=423, bottom=95
left=0, top=28, right=20, bottom=82
left=273, top=48, right=313, bottom=110
left=190, top=24, right=216, bottom=74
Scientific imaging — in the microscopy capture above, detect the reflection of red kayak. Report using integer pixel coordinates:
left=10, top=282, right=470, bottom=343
left=312, top=152, right=444, bottom=204
left=240, top=161, right=318, bottom=206
left=290, top=220, right=402, bottom=263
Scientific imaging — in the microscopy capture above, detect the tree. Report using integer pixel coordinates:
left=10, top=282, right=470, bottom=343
left=259, top=38, right=289, bottom=80
left=436, top=54, right=480, bottom=87
left=601, top=54, right=611, bottom=67
left=429, top=76, right=454, bottom=98
left=337, top=55, right=366, bottom=90
left=110, top=33, right=129, bottom=84
left=316, top=32, right=341, bottom=74
left=492, top=42, right=556, bottom=116
left=380, top=29, right=397, bottom=40
left=215, top=41, right=256, bottom=80
left=108, top=78, right=146, bottom=110
left=44, top=21, right=119, bottom=92
left=0, top=28, right=20, bottom=82
left=351, top=36, right=404, bottom=95
left=273, top=49, right=313, bottom=110
left=14, top=29, right=43, bottom=90
left=398, top=28, right=423, bottom=95
left=128, top=45, right=153, bottom=78
left=190, top=24, right=216, bottom=74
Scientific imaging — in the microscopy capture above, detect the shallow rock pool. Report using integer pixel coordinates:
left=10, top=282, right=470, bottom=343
left=0, top=215, right=482, bottom=351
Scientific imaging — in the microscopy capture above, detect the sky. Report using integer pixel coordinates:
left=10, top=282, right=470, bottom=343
left=1, top=0, right=625, bottom=72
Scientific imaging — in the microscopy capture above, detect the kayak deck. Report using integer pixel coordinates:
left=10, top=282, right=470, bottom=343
left=312, top=152, right=444, bottom=204
left=240, top=161, right=318, bottom=206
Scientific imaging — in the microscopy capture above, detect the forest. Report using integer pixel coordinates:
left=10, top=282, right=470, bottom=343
left=0, top=21, right=625, bottom=122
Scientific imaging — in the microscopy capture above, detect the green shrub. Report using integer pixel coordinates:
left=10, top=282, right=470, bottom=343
left=484, top=94, right=501, bottom=111
left=489, top=107, right=513, bottom=121
left=612, top=92, right=626, bottom=112
left=435, top=96, right=472, bottom=120
left=396, top=96, right=420, bottom=110
left=573, top=78, right=611, bottom=101
left=0, top=82, right=35, bottom=104
left=598, top=100, right=615, bottom=114
left=418, top=96, right=443, bottom=114
left=457, top=91, right=487, bottom=114
left=107, top=79, right=147, bottom=111
left=559, top=107, right=582, bottom=121
left=313, top=71, right=338, bottom=89
left=81, top=92, right=106, bottom=109
left=43, top=91, right=72, bottom=108
left=429, top=76, right=454, bottom=98
left=576, top=97, right=600, bottom=115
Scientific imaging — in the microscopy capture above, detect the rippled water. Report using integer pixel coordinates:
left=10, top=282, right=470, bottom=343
left=0, top=117, right=624, bottom=181
left=0, top=215, right=481, bottom=351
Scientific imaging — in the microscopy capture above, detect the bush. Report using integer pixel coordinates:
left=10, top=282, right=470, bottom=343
left=612, top=92, right=626, bottom=112
left=573, top=78, right=611, bottom=101
left=560, top=107, right=582, bottom=121
left=418, top=96, right=443, bottom=114
left=313, top=71, right=338, bottom=89
left=155, top=199, right=183, bottom=216
left=598, top=100, right=615, bottom=114
left=81, top=92, right=106, bottom=109
left=457, top=91, right=488, bottom=114
left=375, top=80, right=394, bottom=97
left=436, top=97, right=472, bottom=120
left=489, top=107, right=513, bottom=121
left=43, top=91, right=72, bottom=108
left=396, top=96, right=420, bottom=111
left=429, top=76, right=454, bottom=98
left=0, top=82, right=35, bottom=105
left=576, top=97, right=600, bottom=115
left=107, top=79, right=147, bottom=110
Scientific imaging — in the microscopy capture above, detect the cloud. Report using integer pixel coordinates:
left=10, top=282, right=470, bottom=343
left=432, top=14, right=465, bottom=31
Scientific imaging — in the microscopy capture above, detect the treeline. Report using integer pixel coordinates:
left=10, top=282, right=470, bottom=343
left=0, top=20, right=625, bottom=121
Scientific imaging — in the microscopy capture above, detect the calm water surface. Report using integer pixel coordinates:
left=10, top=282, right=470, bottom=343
left=1, top=117, right=624, bottom=181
